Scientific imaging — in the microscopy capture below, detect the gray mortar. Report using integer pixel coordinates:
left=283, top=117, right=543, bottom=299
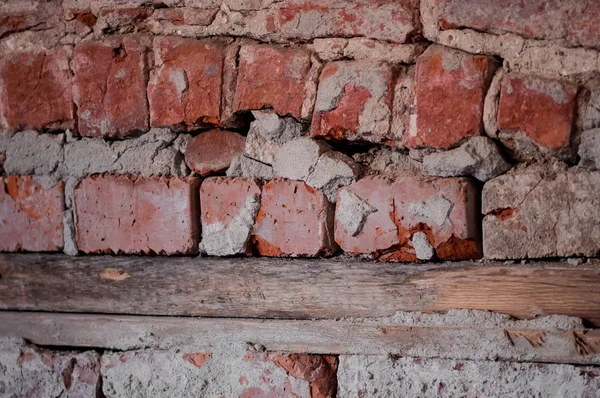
left=5, top=130, right=64, bottom=176
left=305, top=151, right=361, bottom=203
left=200, top=194, right=261, bottom=256
left=423, top=136, right=511, bottom=182
left=337, top=354, right=600, bottom=397
left=353, top=147, right=424, bottom=179
left=579, top=128, right=600, bottom=169
left=411, top=231, right=434, bottom=260
left=0, top=337, right=100, bottom=397
left=584, top=89, right=600, bottom=131
left=483, top=67, right=505, bottom=138
left=227, top=154, right=273, bottom=180
left=100, top=346, right=310, bottom=398
left=336, top=189, right=377, bottom=236
left=273, top=137, right=331, bottom=181
left=244, top=111, right=307, bottom=165
left=408, top=195, right=453, bottom=227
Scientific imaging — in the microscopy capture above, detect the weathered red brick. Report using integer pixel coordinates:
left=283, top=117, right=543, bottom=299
left=148, top=37, right=225, bottom=129
left=311, top=61, right=395, bottom=144
left=0, top=0, right=61, bottom=39
left=96, top=7, right=153, bottom=33
left=0, top=176, right=64, bottom=252
left=391, top=176, right=481, bottom=261
left=567, top=1, right=600, bottom=49
left=185, top=129, right=245, bottom=176
left=271, top=353, right=338, bottom=398
left=151, top=8, right=218, bottom=27
left=74, top=174, right=200, bottom=254
left=408, top=45, right=496, bottom=148
left=73, top=38, right=149, bottom=138
left=497, top=74, right=578, bottom=152
left=233, top=44, right=311, bottom=119
left=252, top=178, right=336, bottom=257
left=0, top=49, right=73, bottom=131
left=335, top=176, right=480, bottom=261
left=199, top=177, right=261, bottom=256
left=439, top=0, right=600, bottom=50
left=438, top=0, right=566, bottom=40
left=271, top=0, right=420, bottom=44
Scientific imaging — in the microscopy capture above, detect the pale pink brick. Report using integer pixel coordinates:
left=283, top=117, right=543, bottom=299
left=74, top=174, right=200, bottom=254
left=0, top=176, right=64, bottom=252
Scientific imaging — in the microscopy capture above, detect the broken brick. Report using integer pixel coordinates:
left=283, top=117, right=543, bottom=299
left=335, top=176, right=481, bottom=261
left=0, top=176, right=64, bottom=252
left=73, top=38, right=149, bottom=138
left=74, top=174, right=200, bottom=254
left=252, top=178, right=336, bottom=257
left=497, top=74, right=578, bottom=156
left=233, top=44, right=312, bottom=119
left=199, top=177, right=261, bottom=256
left=148, top=37, right=225, bottom=129
left=0, top=48, right=73, bottom=131
left=311, top=61, right=395, bottom=144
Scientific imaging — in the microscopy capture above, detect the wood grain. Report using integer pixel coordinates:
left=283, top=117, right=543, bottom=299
left=1, top=311, right=599, bottom=364
left=1, top=254, right=600, bottom=325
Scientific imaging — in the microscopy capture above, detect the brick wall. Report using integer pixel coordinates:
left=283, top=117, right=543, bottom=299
left=2, top=0, right=600, bottom=395
left=2, top=0, right=599, bottom=261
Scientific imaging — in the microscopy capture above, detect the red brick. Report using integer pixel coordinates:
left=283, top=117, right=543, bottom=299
left=74, top=175, right=200, bottom=254
left=567, top=1, right=600, bottom=49
left=0, top=0, right=61, bottom=39
left=185, top=129, right=245, bottom=176
left=252, top=178, right=336, bottom=257
left=271, top=0, right=420, bottom=44
left=199, top=177, right=261, bottom=256
left=408, top=45, right=496, bottom=148
left=335, top=176, right=480, bottom=261
left=233, top=44, right=311, bottom=119
left=0, top=48, right=73, bottom=131
left=271, top=353, right=338, bottom=398
left=439, top=0, right=600, bottom=50
left=334, top=177, right=398, bottom=256
left=391, top=176, right=480, bottom=261
left=439, top=0, right=566, bottom=40
left=73, top=38, right=149, bottom=138
left=311, top=61, right=395, bottom=144
left=497, top=74, right=578, bottom=151
left=148, top=37, right=225, bottom=129
left=0, top=176, right=64, bottom=252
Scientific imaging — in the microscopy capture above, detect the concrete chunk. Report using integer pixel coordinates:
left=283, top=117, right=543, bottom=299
left=273, top=137, right=331, bottom=181
left=305, top=151, right=361, bottom=203
left=423, top=136, right=511, bottom=182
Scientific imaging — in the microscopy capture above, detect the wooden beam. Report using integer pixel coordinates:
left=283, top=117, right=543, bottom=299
left=1, top=311, right=599, bottom=364
left=1, top=254, right=600, bottom=325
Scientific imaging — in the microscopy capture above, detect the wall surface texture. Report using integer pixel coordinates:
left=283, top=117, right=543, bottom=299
left=2, top=0, right=600, bottom=396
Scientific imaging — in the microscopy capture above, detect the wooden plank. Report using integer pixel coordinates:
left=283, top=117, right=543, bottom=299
left=1, top=254, right=600, bottom=325
left=1, top=311, right=599, bottom=364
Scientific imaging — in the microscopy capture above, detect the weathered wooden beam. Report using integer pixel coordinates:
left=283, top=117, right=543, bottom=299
left=1, top=311, right=599, bottom=365
left=1, top=254, right=600, bottom=325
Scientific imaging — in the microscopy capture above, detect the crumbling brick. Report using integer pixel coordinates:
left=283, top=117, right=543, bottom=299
left=497, top=74, right=578, bottom=159
left=199, top=177, right=261, bottom=256
left=311, top=61, right=395, bottom=144
left=483, top=170, right=600, bottom=259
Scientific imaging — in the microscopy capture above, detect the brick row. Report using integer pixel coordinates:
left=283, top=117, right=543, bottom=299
left=0, top=40, right=581, bottom=157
